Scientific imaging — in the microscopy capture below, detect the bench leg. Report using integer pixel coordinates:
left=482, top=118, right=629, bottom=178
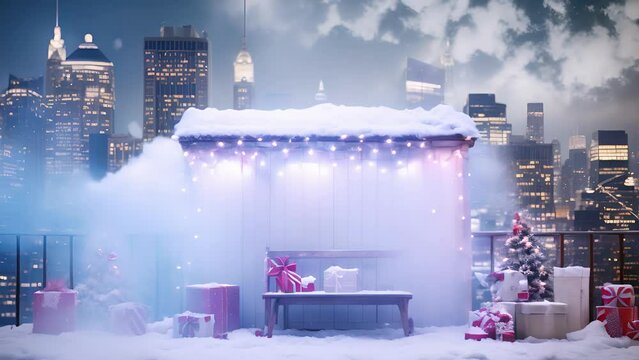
left=398, top=299, right=411, bottom=336
left=266, top=299, right=279, bottom=338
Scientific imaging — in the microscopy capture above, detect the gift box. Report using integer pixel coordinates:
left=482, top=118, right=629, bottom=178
left=554, top=266, right=590, bottom=332
left=517, top=280, right=529, bottom=301
left=516, top=301, right=568, bottom=340
left=32, top=281, right=77, bottom=335
left=323, top=266, right=359, bottom=293
left=185, top=283, right=240, bottom=337
left=469, top=307, right=514, bottom=341
left=267, top=257, right=304, bottom=293
left=489, top=270, right=526, bottom=302
left=172, top=311, right=215, bottom=338
left=301, top=276, right=316, bottom=292
left=596, top=306, right=638, bottom=338
left=626, top=320, right=639, bottom=340
left=464, top=326, right=490, bottom=341
left=109, top=302, right=148, bottom=336
left=601, top=284, right=635, bottom=307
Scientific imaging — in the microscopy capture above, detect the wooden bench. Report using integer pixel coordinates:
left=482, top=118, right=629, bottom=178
left=262, top=249, right=414, bottom=338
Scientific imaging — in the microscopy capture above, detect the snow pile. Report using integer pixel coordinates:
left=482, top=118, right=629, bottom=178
left=1, top=323, right=638, bottom=360
left=174, top=103, right=480, bottom=139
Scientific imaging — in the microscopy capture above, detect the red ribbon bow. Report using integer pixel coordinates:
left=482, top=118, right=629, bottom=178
left=627, top=320, right=639, bottom=340
left=267, top=257, right=302, bottom=293
left=472, top=308, right=513, bottom=340
left=602, top=285, right=635, bottom=307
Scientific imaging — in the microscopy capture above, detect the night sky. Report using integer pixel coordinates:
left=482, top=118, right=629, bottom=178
left=1, top=0, right=638, bottom=153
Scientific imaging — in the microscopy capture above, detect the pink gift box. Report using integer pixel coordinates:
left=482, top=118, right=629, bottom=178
left=109, top=302, right=148, bottom=336
left=185, top=283, right=240, bottom=337
left=601, top=284, right=635, bottom=307
left=32, top=289, right=77, bottom=335
left=596, top=306, right=638, bottom=337
left=626, top=320, right=639, bottom=340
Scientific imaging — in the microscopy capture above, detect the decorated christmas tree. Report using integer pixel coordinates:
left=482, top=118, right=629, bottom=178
left=500, top=212, right=553, bottom=301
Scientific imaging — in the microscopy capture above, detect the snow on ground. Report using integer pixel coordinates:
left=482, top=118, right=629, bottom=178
left=0, top=321, right=637, bottom=360
left=175, top=103, right=480, bottom=139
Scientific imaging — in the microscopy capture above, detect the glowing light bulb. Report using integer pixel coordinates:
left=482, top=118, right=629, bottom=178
left=260, top=160, right=266, bottom=167
left=209, top=152, right=215, bottom=157
left=385, top=138, right=392, bottom=144
left=340, top=134, right=348, bottom=140
left=237, top=140, right=243, bottom=146
left=308, top=149, right=314, bottom=156
left=176, top=265, right=182, bottom=270
left=304, top=136, right=310, bottom=141
left=458, top=195, right=464, bottom=201
left=217, top=141, right=224, bottom=148
left=271, top=141, right=278, bottom=147
left=358, top=134, right=365, bottom=139
left=349, top=155, right=355, bottom=161
left=282, top=148, right=289, bottom=154
left=406, top=142, right=412, bottom=148
left=193, top=234, right=199, bottom=239
left=330, top=145, right=336, bottom=152
left=391, top=150, right=397, bottom=155
left=372, top=148, right=379, bottom=154
left=183, top=151, right=189, bottom=157
left=357, top=147, right=362, bottom=152
left=397, top=160, right=403, bottom=166
left=257, top=137, right=263, bottom=142
left=457, top=172, right=463, bottom=178
left=461, top=216, right=466, bottom=220
left=420, top=142, right=425, bottom=148
left=431, top=209, right=436, bottom=214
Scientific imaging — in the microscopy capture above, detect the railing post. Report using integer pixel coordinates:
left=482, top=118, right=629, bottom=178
left=618, top=233, right=625, bottom=283
left=559, top=233, right=565, bottom=268
left=43, top=235, right=47, bottom=288
left=15, top=235, right=20, bottom=327
left=69, top=236, right=74, bottom=289
left=589, top=233, right=595, bottom=322
left=489, top=235, right=495, bottom=273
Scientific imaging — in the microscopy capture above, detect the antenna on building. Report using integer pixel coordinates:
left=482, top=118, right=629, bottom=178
left=242, top=0, right=247, bottom=49
left=56, top=0, right=59, bottom=27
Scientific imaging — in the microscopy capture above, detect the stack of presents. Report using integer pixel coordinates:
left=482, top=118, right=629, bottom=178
left=30, top=257, right=361, bottom=337
left=266, top=256, right=360, bottom=293
left=466, top=266, right=639, bottom=342
left=31, top=279, right=241, bottom=339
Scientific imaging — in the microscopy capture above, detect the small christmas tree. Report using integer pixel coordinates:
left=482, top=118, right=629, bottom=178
left=500, top=213, right=553, bottom=301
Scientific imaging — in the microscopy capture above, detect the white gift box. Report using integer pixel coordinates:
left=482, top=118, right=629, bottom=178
left=494, top=270, right=526, bottom=302
left=554, top=266, right=590, bottom=332
left=172, top=311, right=215, bottom=338
left=323, top=266, right=359, bottom=292
left=516, top=301, right=568, bottom=340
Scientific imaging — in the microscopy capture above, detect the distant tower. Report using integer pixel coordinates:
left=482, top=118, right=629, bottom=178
left=233, top=0, right=255, bottom=110
left=46, top=0, right=66, bottom=95
left=315, top=80, right=327, bottom=103
left=143, top=25, right=209, bottom=141
left=526, top=102, right=544, bottom=143
left=440, top=39, right=454, bottom=106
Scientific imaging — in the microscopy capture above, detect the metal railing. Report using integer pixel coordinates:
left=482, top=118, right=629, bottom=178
left=1, top=231, right=637, bottom=326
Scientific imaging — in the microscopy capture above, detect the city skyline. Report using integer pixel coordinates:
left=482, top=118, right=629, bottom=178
left=1, top=0, right=639, bottom=155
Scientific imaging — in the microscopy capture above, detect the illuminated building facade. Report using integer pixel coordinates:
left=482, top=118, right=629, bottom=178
left=526, top=103, right=544, bottom=143
left=579, top=130, right=638, bottom=230
left=315, top=80, right=327, bottom=103
left=233, top=0, right=254, bottom=110
left=143, top=25, right=208, bottom=141
left=46, top=34, right=114, bottom=176
left=560, top=135, right=588, bottom=207
left=108, top=134, right=142, bottom=173
left=405, top=57, right=444, bottom=110
left=502, top=139, right=556, bottom=231
left=463, top=94, right=511, bottom=145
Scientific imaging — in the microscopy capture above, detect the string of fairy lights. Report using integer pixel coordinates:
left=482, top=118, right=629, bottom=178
left=177, top=134, right=473, bottom=253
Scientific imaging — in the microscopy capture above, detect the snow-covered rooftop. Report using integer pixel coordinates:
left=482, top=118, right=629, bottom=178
left=174, top=104, right=479, bottom=140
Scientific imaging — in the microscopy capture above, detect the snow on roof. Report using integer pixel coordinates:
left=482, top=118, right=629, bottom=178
left=174, top=104, right=479, bottom=140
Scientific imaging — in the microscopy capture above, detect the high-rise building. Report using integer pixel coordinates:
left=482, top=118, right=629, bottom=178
left=463, top=94, right=511, bottom=145
left=143, top=25, right=208, bottom=141
left=552, top=139, right=561, bottom=202
left=89, top=133, right=108, bottom=180
left=108, top=134, right=142, bottom=173
left=46, top=34, right=114, bottom=176
left=559, top=135, right=589, bottom=224
left=405, top=57, right=444, bottom=110
left=315, top=80, right=327, bottom=104
left=440, top=39, right=454, bottom=105
left=526, top=103, right=544, bottom=143
left=502, top=138, right=556, bottom=231
left=45, top=0, right=66, bottom=96
left=233, top=0, right=254, bottom=110
left=578, top=130, right=638, bottom=230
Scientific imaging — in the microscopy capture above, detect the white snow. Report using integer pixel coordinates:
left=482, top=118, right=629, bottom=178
left=1, top=321, right=637, bottom=360
left=174, top=104, right=480, bottom=139
left=554, top=266, right=590, bottom=277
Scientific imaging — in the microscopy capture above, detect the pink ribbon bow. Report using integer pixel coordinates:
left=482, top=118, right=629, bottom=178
left=267, top=257, right=302, bottom=293
left=602, top=285, right=635, bottom=307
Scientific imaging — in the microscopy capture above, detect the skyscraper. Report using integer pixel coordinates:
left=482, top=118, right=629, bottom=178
left=233, top=0, right=254, bottom=110
left=440, top=39, right=454, bottom=105
left=463, top=94, right=511, bottom=145
left=526, top=103, right=544, bottom=143
left=46, top=34, right=114, bottom=176
left=559, top=135, right=588, bottom=223
left=315, top=80, right=327, bottom=104
left=45, top=0, right=66, bottom=96
left=405, top=57, right=444, bottom=110
left=143, top=25, right=208, bottom=141
left=108, top=134, right=142, bottom=173
left=502, top=138, right=556, bottom=231
left=579, top=130, right=638, bottom=230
